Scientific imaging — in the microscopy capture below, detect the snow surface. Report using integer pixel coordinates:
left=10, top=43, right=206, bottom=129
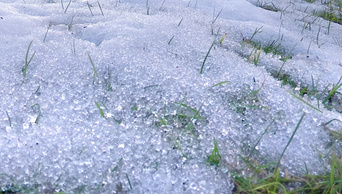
left=1, top=0, right=342, bottom=193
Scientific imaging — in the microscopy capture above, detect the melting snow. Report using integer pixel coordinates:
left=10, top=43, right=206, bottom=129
left=0, top=0, right=342, bottom=193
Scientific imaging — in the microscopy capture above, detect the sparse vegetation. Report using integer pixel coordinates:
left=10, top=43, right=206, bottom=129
left=3, top=0, right=342, bottom=193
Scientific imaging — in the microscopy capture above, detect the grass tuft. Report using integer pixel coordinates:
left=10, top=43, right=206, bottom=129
left=208, top=138, right=221, bottom=165
left=323, top=76, right=342, bottom=104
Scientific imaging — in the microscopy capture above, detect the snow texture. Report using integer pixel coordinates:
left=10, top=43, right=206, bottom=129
left=0, top=0, right=342, bottom=193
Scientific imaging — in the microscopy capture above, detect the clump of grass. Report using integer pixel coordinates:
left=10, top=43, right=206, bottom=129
left=317, top=11, right=342, bottom=24
left=233, top=113, right=342, bottom=193
left=256, top=1, right=279, bottom=12
left=243, top=28, right=291, bottom=65
left=208, top=138, right=221, bottom=165
left=248, top=47, right=262, bottom=65
left=22, top=40, right=36, bottom=79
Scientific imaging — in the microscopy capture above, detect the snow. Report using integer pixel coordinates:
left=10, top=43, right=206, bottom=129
left=1, top=0, right=342, bottom=193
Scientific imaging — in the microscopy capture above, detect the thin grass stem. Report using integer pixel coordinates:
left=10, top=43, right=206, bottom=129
left=86, top=1, right=94, bottom=16
left=22, top=40, right=36, bottom=79
left=97, top=0, right=104, bottom=16
left=200, top=40, right=215, bottom=74
left=88, top=54, right=99, bottom=79
left=275, top=113, right=305, bottom=171
left=64, top=0, right=72, bottom=13
left=95, top=101, right=105, bottom=118
left=5, top=111, right=11, bottom=127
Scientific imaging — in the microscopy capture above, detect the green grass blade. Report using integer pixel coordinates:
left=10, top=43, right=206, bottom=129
left=323, top=77, right=342, bottom=104
left=330, top=154, right=336, bottom=187
left=23, top=40, right=36, bottom=78
left=212, top=81, right=229, bottom=87
left=200, top=40, right=215, bottom=74
left=275, top=113, right=305, bottom=170
left=289, top=92, right=322, bottom=113
left=125, top=173, right=132, bottom=189
left=247, top=122, right=272, bottom=159
left=95, top=101, right=105, bottom=118
left=88, top=54, right=99, bottom=79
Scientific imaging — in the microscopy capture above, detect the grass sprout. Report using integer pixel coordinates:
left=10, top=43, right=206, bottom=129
left=323, top=76, right=342, bottom=104
left=219, top=33, right=227, bottom=45
left=248, top=47, right=262, bottom=65
left=212, top=81, right=229, bottom=87
left=95, top=101, right=105, bottom=118
left=208, top=138, right=221, bottom=165
left=22, top=40, right=36, bottom=79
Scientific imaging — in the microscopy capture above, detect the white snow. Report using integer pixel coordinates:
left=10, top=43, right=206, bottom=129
left=1, top=0, right=342, bottom=193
